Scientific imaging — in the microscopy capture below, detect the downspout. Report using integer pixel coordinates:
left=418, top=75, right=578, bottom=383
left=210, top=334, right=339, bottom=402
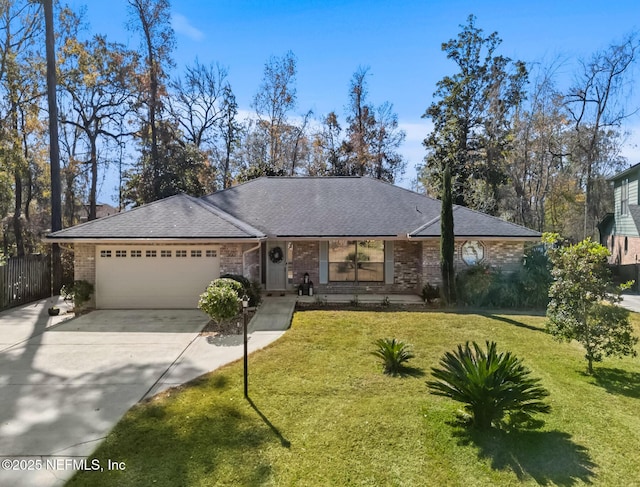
left=242, top=241, right=262, bottom=279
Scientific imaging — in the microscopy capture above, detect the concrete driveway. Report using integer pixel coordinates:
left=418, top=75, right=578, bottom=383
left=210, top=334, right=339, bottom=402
left=0, top=297, right=290, bottom=487
left=0, top=300, right=207, bottom=486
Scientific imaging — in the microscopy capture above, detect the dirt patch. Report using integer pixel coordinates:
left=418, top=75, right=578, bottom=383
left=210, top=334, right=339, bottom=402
left=200, top=310, right=256, bottom=336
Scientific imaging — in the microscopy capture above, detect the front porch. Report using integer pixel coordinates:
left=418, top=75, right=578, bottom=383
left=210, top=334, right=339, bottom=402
left=293, top=293, right=424, bottom=305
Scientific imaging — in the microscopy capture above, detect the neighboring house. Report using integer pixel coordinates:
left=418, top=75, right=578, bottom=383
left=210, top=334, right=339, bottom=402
left=46, top=177, right=540, bottom=309
left=598, top=162, right=640, bottom=265
left=79, top=203, right=119, bottom=223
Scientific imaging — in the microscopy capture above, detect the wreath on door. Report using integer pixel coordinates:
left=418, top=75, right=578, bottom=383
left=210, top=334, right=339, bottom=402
left=269, top=246, right=284, bottom=264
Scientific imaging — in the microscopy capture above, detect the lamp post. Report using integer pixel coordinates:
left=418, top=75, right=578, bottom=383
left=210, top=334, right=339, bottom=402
left=242, top=294, right=249, bottom=398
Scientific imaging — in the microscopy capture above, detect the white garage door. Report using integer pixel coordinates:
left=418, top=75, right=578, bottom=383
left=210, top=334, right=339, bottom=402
left=95, top=245, right=220, bottom=309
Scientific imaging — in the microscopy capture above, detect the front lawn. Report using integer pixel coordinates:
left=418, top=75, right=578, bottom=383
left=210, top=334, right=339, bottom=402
left=68, top=311, right=640, bottom=486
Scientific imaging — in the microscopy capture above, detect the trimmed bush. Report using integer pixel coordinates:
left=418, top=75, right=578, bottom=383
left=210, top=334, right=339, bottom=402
left=427, top=341, right=550, bottom=430
left=198, top=278, right=243, bottom=323
left=372, top=338, right=415, bottom=376
left=220, top=274, right=262, bottom=307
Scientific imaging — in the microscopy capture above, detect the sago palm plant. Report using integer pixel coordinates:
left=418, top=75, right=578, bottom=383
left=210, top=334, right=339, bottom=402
left=372, top=338, right=415, bottom=375
left=427, top=341, right=550, bottom=429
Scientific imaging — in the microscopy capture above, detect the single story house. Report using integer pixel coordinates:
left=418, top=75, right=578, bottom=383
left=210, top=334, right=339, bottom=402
left=46, top=177, right=540, bottom=309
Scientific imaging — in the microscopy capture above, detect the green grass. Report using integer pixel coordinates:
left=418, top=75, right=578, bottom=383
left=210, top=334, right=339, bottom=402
left=68, top=311, right=640, bottom=486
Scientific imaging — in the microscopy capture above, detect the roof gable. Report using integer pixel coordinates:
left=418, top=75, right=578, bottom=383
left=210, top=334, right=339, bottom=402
left=47, top=194, right=264, bottom=240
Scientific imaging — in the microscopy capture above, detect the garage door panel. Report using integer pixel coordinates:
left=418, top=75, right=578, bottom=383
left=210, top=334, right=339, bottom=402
left=96, top=246, right=220, bottom=309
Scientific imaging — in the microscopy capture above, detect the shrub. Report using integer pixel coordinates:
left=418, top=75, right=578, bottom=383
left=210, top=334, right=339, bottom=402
left=519, top=245, right=552, bottom=308
left=372, top=338, right=415, bottom=376
left=455, top=249, right=551, bottom=309
left=427, top=341, right=550, bottom=430
left=456, top=264, right=493, bottom=306
left=72, top=280, right=94, bottom=309
left=220, top=273, right=262, bottom=307
left=198, top=278, right=243, bottom=323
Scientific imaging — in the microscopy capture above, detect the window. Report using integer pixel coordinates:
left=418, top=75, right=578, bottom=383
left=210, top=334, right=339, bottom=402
left=115, top=250, right=127, bottom=258
left=146, top=250, right=157, bottom=258
left=176, top=250, right=187, bottom=258
left=191, top=250, right=202, bottom=257
left=131, top=250, right=142, bottom=258
left=328, top=240, right=384, bottom=282
left=100, top=250, right=112, bottom=258
left=625, top=237, right=629, bottom=254
left=205, top=249, right=217, bottom=258
left=161, top=250, right=172, bottom=257
left=621, top=178, right=629, bottom=215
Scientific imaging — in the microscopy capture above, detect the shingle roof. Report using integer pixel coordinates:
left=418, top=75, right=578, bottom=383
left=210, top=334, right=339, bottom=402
left=46, top=177, right=541, bottom=240
left=202, top=177, right=541, bottom=239
left=409, top=205, right=542, bottom=238
left=47, top=194, right=264, bottom=240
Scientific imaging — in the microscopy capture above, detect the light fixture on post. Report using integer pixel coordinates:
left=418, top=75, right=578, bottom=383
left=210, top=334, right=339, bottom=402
left=242, top=294, right=249, bottom=398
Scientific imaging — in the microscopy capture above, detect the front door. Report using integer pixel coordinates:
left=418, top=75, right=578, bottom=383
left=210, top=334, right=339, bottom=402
left=266, top=241, right=287, bottom=290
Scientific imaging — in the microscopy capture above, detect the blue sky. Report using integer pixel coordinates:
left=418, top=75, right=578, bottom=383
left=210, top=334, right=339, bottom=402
left=66, top=0, right=640, bottom=203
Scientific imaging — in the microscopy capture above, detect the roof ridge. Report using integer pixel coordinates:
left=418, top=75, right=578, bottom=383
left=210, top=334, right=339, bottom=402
left=409, top=206, right=461, bottom=236
left=190, top=195, right=265, bottom=237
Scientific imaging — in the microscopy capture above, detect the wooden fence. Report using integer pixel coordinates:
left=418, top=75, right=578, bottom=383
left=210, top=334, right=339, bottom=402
left=0, top=254, right=51, bottom=310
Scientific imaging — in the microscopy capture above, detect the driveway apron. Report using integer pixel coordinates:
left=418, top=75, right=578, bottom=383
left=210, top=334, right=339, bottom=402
left=0, top=306, right=208, bottom=487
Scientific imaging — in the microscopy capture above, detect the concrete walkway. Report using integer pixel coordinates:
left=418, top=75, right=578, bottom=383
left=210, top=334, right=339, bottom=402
left=0, top=297, right=294, bottom=487
left=146, top=295, right=296, bottom=396
left=621, top=293, right=640, bottom=313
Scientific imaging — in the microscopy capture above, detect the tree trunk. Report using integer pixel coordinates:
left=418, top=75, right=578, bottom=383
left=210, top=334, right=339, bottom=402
left=44, top=0, right=63, bottom=293
left=13, top=170, right=24, bottom=257
left=89, top=134, right=98, bottom=220
left=440, top=164, right=456, bottom=304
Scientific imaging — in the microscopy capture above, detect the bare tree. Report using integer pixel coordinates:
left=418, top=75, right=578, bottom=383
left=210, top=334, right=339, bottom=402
left=251, top=50, right=297, bottom=172
left=169, top=60, right=227, bottom=149
left=58, top=35, right=138, bottom=220
left=127, top=0, right=175, bottom=197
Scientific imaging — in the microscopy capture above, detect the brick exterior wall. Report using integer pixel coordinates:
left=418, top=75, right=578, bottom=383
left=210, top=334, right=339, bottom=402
left=315, top=240, right=423, bottom=294
left=75, top=239, right=529, bottom=303
left=74, top=242, right=254, bottom=307
left=393, top=240, right=422, bottom=292
left=608, top=234, right=640, bottom=265
left=243, top=244, right=261, bottom=281
left=292, top=241, right=320, bottom=286
left=219, top=243, right=243, bottom=275
left=74, top=243, right=96, bottom=308
left=421, top=239, right=527, bottom=287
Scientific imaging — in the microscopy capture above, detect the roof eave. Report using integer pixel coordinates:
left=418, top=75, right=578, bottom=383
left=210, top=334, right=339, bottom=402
left=44, top=236, right=266, bottom=244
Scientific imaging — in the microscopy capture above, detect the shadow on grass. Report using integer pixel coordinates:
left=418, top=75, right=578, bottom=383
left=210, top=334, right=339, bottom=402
left=590, top=367, right=640, bottom=399
left=397, top=366, right=426, bottom=378
left=452, top=426, right=596, bottom=486
left=486, top=314, right=546, bottom=333
left=247, top=397, right=291, bottom=448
